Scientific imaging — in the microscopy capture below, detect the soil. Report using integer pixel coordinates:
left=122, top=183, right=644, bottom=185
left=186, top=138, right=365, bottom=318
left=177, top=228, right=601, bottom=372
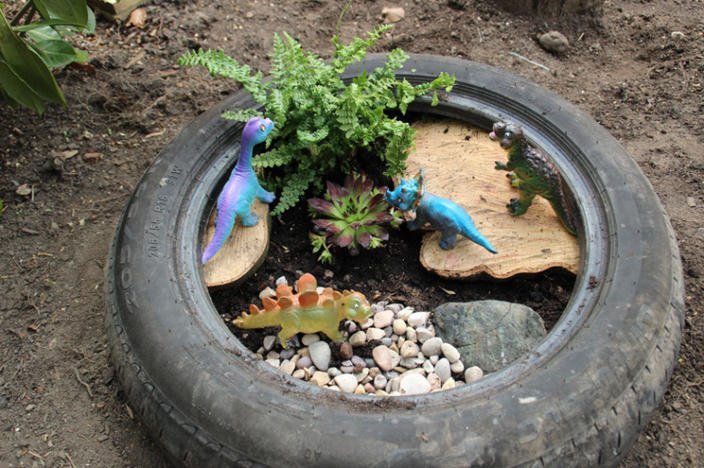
left=0, top=0, right=701, bottom=466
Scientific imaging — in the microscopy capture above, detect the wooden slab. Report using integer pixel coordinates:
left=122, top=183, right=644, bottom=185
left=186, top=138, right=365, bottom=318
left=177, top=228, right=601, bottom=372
left=406, top=120, right=579, bottom=279
left=202, top=200, right=270, bottom=288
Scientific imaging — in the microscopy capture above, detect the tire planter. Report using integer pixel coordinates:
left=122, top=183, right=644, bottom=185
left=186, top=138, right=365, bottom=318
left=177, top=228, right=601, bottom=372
left=105, top=55, right=684, bottom=467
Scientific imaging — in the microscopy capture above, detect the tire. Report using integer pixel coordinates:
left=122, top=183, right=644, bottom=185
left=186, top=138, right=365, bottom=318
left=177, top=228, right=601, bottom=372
left=105, top=54, right=684, bottom=467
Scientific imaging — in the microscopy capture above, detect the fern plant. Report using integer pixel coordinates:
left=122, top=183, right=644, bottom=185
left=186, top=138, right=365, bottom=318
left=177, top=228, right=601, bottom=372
left=178, top=26, right=455, bottom=215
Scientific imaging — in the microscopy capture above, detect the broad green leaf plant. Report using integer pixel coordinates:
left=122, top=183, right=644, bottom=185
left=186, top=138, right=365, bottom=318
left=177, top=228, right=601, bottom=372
left=179, top=25, right=455, bottom=215
left=0, top=0, right=94, bottom=113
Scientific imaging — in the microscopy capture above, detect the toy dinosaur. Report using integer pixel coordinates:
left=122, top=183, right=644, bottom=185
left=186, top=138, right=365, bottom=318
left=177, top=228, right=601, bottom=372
left=384, top=169, right=497, bottom=253
left=490, top=121, right=578, bottom=235
left=202, top=117, right=277, bottom=264
left=233, top=273, right=372, bottom=348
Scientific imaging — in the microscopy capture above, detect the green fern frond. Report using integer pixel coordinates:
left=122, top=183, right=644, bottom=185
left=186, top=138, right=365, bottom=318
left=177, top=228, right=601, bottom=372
left=221, top=108, right=262, bottom=122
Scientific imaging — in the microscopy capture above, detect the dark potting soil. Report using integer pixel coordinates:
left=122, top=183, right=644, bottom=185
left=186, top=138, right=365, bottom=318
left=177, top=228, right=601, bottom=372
left=210, top=202, right=575, bottom=351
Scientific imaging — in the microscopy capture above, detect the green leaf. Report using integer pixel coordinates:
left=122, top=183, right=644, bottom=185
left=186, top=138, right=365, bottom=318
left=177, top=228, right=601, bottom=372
left=29, top=39, right=82, bottom=68
left=23, top=24, right=62, bottom=41
left=32, top=0, right=88, bottom=26
left=0, top=57, right=46, bottom=113
left=0, top=11, right=65, bottom=105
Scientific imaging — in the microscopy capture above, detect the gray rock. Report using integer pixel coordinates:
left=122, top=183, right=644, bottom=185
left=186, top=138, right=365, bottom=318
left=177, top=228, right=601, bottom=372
left=433, top=301, right=547, bottom=373
left=262, top=335, right=276, bottom=352
left=373, top=374, right=387, bottom=390
left=537, top=31, right=569, bottom=55
left=309, top=341, right=331, bottom=371
left=296, top=355, right=312, bottom=369
left=301, top=334, right=320, bottom=346
left=464, top=366, right=484, bottom=383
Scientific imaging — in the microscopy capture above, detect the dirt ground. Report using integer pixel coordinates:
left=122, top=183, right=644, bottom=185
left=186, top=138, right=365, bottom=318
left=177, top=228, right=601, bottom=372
left=1, top=0, right=702, bottom=466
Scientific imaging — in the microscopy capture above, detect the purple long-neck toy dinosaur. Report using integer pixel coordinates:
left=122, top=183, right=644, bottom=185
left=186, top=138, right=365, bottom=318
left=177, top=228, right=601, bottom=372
left=202, top=117, right=276, bottom=264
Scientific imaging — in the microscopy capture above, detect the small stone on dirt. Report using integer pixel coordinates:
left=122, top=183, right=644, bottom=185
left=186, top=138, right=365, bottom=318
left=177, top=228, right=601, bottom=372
left=16, top=184, right=32, bottom=196
left=537, top=31, right=570, bottom=55
left=126, top=8, right=147, bottom=28
left=381, top=6, right=405, bottom=23
left=687, top=197, right=696, bottom=207
left=670, top=31, right=686, bottom=40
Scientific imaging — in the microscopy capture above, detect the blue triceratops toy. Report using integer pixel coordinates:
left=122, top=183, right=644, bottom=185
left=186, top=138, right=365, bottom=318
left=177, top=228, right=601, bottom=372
left=384, top=169, right=497, bottom=253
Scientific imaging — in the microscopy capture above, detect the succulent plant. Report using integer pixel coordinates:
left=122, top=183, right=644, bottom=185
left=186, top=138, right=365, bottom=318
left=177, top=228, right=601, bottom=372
left=308, top=174, right=401, bottom=263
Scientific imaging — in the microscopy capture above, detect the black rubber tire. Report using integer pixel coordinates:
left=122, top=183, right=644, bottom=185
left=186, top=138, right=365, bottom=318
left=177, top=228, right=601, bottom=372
left=105, top=54, right=684, bottom=467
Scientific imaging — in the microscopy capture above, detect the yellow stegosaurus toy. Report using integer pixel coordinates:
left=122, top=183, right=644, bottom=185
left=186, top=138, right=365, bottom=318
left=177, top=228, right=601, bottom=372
left=233, top=273, right=372, bottom=348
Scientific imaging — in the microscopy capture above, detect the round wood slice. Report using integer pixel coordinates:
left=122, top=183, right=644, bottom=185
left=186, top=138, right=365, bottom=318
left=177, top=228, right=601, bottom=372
left=201, top=200, right=270, bottom=288
left=407, top=120, right=579, bottom=279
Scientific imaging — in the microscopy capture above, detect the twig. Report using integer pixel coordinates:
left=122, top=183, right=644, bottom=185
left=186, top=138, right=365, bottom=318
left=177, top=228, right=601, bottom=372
left=73, top=367, right=93, bottom=398
left=335, top=0, right=354, bottom=35
left=64, top=451, right=77, bottom=468
left=508, top=52, right=551, bottom=72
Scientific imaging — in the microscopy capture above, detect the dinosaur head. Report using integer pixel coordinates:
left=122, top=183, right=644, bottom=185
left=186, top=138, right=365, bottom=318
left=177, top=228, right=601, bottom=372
left=489, top=121, right=524, bottom=149
left=384, top=169, right=424, bottom=212
left=338, top=291, right=372, bottom=323
left=243, top=116, right=275, bottom=146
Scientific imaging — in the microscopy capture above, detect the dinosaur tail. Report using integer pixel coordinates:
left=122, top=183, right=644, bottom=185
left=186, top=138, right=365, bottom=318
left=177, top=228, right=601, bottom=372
left=233, top=308, right=281, bottom=329
left=551, top=179, right=580, bottom=236
left=202, top=206, right=237, bottom=264
left=459, top=218, right=498, bottom=254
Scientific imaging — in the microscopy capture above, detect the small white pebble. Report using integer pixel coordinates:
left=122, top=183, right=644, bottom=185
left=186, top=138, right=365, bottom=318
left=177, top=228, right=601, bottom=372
left=399, top=340, right=419, bottom=358
left=464, top=366, right=484, bottom=383
left=279, top=359, right=296, bottom=375
left=301, top=334, right=320, bottom=346
left=450, top=360, right=465, bottom=374
left=396, top=306, right=414, bottom=321
left=263, top=335, right=276, bottom=352
left=399, top=373, right=431, bottom=395
left=435, top=358, right=451, bottom=383
left=349, top=331, right=366, bottom=347
left=415, top=327, right=435, bottom=343
left=309, top=341, right=331, bottom=371
left=387, top=303, right=403, bottom=313
left=310, top=371, right=331, bottom=386
left=393, top=318, right=407, bottom=335
left=421, top=337, right=443, bottom=357
left=275, top=276, right=288, bottom=286
left=258, top=287, right=276, bottom=300
left=266, top=358, right=280, bottom=368
left=334, top=374, right=358, bottom=393
left=366, top=327, right=386, bottom=341
left=405, top=327, right=417, bottom=342
left=427, top=373, right=442, bottom=391
left=292, top=369, right=305, bottom=379
left=408, top=311, right=430, bottom=328
left=441, top=378, right=456, bottom=390
left=373, top=310, right=394, bottom=328
left=441, top=343, right=461, bottom=363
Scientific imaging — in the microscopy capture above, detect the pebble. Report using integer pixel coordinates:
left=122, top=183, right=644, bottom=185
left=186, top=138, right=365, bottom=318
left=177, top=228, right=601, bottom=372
left=308, top=341, right=331, bottom=370
left=408, top=312, right=430, bottom=328
left=464, top=366, right=484, bottom=383
left=450, top=360, right=465, bottom=374
left=349, top=331, right=367, bottom=347
left=400, top=340, right=419, bottom=358
left=339, top=341, right=353, bottom=359
left=399, top=357, right=421, bottom=369
left=670, top=31, right=686, bottom=40
left=351, top=355, right=366, bottom=372
left=258, top=287, right=276, bottom=300
left=422, top=360, right=435, bottom=374
left=296, top=355, right=312, bottom=369
left=301, top=334, right=320, bottom=346
left=292, top=369, right=305, bottom=379
left=397, top=307, right=413, bottom=321
left=374, top=374, right=387, bottom=389
left=405, top=327, right=417, bottom=342
left=310, top=371, right=331, bottom=386
left=381, top=337, right=393, bottom=347
left=280, top=348, right=295, bottom=360
left=275, top=276, right=288, bottom=286
left=427, top=373, right=442, bottom=391
left=537, top=30, right=569, bottom=55
left=441, top=343, right=461, bottom=363
left=415, top=327, right=435, bottom=343
left=372, top=345, right=394, bottom=371
left=279, top=359, right=296, bottom=375
left=366, top=327, right=386, bottom=341
left=421, top=337, right=443, bottom=357
left=381, top=6, right=405, bottom=24
left=354, top=384, right=366, bottom=395
left=334, top=374, right=358, bottom=393
left=263, top=335, right=276, bottom=352
left=393, top=319, right=407, bottom=335
left=355, top=368, right=369, bottom=383
left=442, top=378, right=456, bottom=390
left=387, top=303, right=403, bottom=314
left=328, top=367, right=342, bottom=378
left=399, top=373, right=431, bottom=395
left=266, top=358, right=280, bottom=368
left=374, top=310, right=395, bottom=328
left=364, top=383, right=376, bottom=393
left=435, top=358, right=451, bottom=383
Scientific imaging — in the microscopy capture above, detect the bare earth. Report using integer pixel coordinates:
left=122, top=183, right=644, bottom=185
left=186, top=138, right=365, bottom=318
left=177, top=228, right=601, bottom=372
left=0, top=0, right=702, bottom=466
